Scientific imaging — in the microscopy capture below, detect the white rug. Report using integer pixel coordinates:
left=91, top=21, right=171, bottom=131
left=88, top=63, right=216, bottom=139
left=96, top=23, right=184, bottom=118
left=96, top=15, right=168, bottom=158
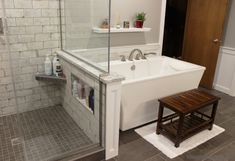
left=135, top=123, right=225, bottom=159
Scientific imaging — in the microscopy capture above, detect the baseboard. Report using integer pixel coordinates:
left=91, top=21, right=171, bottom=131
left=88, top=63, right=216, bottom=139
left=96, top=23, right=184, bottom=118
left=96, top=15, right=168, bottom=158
left=214, top=84, right=232, bottom=95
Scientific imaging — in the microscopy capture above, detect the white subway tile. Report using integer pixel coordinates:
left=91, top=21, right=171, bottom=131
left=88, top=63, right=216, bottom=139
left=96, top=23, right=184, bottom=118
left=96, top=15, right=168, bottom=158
left=43, top=25, right=58, bottom=33
left=27, top=42, right=43, bottom=50
left=33, top=1, right=49, bottom=9
left=42, top=9, right=58, bottom=17
left=10, top=43, right=28, bottom=52
left=6, top=9, right=24, bottom=18
left=36, top=33, right=50, bottom=41
left=18, top=34, right=35, bottom=43
left=14, top=0, right=32, bottom=9
left=20, top=51, right=37, bottom=58
left=24, top=9, right=41, bottom=17
left=34, top=18, right=50, bottom=25
left=16, top=18, right=34, bottom=26
left=7, top=18, right=16, bottom=26
left=25, top=26, right=43, bottom=34
left=43, top=40, right=59, bottom=48
left=37, top=49, right=52, bottom=57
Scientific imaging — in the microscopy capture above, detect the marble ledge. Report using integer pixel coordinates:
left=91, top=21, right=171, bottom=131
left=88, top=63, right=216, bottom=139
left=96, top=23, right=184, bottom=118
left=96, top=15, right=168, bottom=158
left=57, top=50, right=102, bottom=79
left=100, top=73, right=125, bottom=84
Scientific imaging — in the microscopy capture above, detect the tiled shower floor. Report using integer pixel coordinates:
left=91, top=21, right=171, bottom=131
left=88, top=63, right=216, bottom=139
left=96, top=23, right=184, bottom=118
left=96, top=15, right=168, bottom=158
left=0, top=106, right=93, bottom=161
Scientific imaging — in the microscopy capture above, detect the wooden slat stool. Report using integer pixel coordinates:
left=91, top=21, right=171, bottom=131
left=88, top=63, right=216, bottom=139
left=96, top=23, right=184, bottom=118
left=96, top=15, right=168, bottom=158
left=156, top=89, right=220, bottom=147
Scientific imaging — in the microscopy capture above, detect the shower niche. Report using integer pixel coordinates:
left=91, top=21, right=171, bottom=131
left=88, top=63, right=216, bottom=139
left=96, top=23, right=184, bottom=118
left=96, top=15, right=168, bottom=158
left=71, top=74, right=95, bottom=114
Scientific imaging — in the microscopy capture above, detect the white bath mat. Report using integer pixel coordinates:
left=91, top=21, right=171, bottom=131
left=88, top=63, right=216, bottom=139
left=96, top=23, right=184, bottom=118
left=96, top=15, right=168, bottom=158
left=135, top=123, right=225, bottom=159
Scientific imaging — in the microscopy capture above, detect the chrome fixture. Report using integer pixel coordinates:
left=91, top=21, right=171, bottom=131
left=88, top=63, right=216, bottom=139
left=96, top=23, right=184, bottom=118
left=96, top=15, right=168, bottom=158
left=144, top=52, right=157, bottom=57
left=128, top=49, right=146, bottom=61
left=135, top=53, right=142, bottom=60
left=130, top=64, right=136, bottom=71
left=120, top=55, right=126, bottom=62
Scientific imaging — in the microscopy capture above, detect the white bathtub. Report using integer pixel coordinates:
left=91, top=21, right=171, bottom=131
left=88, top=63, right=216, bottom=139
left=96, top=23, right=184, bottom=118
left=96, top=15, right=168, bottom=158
left=110, top=56, right=206, bottom=131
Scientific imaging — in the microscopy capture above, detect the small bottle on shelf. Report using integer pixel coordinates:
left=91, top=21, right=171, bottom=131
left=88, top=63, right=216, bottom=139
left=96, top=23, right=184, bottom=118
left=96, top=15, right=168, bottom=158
left=44, top=55, right=52, bottom=76
left=52, top=54, right=60, bottom=75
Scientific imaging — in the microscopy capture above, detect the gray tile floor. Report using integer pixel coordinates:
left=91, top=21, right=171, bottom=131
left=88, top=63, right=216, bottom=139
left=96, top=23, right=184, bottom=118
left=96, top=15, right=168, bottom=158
left=108, top=89, right=235, bottom=161
left=0, top=106, right=93, bottom=161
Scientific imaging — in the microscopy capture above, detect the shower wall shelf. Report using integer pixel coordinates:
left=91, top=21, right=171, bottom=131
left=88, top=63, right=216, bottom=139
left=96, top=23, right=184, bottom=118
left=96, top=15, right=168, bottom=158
left=71, top=74, right=95, bottom=114
left=74, top=97, right=94, bottom=114
left=35, top=74, right=67, bottom=83
left=92, top=27, right=151, bottom=33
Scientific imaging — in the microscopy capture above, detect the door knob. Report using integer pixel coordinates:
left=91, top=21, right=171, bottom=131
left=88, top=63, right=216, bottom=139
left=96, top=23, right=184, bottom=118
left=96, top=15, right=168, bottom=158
left=213, top=39, right=222, bottom=43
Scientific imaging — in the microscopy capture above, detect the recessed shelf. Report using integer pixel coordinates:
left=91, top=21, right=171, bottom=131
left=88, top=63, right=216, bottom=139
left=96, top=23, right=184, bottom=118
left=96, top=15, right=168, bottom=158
left=75, top=97, right=94, bottom=114
left=71, top=74, right=95, bottom=114
left=35, top=73, right=67, bottom=83
left=92, top=27, right=151, bottom=34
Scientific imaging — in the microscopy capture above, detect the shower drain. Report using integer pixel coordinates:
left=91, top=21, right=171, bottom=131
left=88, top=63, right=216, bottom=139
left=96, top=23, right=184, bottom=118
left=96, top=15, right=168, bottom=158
left=11, top=138, right=22, bottom=146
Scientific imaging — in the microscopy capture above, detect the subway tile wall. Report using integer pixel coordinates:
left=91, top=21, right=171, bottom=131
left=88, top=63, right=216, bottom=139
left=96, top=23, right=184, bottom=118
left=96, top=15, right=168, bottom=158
left=0, top=0, right=61, bottom=116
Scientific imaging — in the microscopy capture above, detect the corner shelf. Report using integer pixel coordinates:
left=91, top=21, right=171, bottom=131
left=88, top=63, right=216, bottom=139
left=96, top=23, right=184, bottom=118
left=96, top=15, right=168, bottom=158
left=92, top=27, right=151, bottom=34
left=35, top=73, right=67, bottom=83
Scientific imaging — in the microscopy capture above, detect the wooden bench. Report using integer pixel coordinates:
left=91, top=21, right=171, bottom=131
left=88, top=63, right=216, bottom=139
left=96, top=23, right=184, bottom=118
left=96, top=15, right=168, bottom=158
left=156, top=89, right=220, bottom=147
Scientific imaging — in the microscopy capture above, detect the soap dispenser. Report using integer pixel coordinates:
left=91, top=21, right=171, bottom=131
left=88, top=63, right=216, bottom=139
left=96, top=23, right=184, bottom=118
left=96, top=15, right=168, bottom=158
left=52, top=54, right=60, bottom=75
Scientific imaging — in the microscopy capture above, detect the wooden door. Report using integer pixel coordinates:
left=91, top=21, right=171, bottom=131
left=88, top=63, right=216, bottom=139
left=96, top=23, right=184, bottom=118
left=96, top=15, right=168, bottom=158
left=182, top=0, right=229, bottom=89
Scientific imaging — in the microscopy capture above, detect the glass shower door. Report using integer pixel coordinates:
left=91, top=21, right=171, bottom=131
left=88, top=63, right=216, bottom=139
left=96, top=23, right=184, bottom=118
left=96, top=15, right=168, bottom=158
left=0, top=0, right=107, bottom=160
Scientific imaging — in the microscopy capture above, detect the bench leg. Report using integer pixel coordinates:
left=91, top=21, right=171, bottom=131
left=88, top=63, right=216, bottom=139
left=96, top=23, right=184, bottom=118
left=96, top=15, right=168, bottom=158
left=209, top=101, right=218, bottom=130
left=156, top=103, right=164, bottom=135
left=175, top=114, right=184, bottom=148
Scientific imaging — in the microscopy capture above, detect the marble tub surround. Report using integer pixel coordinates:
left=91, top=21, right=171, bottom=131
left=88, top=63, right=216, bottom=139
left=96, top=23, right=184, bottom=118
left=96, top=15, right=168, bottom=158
left=68, top=43, right=161, bottom=64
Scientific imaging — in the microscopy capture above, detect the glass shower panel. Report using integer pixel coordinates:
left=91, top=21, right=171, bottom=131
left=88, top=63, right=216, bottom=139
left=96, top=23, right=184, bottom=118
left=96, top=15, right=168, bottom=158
left=1, top=0, right=105, bottom=160
left=61, top=0, right=110, bottom=72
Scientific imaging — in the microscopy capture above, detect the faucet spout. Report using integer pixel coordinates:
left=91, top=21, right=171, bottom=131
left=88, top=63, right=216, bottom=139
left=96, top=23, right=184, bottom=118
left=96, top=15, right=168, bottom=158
left=128, top=49, right=145, bottom=61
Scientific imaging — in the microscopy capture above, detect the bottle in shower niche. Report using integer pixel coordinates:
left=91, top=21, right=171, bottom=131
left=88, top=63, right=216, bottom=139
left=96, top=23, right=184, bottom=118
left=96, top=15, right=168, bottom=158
left=84, top=85, right=91, bottom=105
left=77, top=80, right=83, bottom=99
left=44, top=55, right=52, bottom=76
left=72, top=80, right=78, bottom=97
left=89, top=89, right=94, bottom=112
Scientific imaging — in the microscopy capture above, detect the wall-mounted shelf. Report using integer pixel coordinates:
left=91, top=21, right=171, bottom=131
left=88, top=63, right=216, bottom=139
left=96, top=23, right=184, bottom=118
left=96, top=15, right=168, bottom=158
left=35, top=74, right=67, bottom=83
left=92, top=27, right=151, bottom=34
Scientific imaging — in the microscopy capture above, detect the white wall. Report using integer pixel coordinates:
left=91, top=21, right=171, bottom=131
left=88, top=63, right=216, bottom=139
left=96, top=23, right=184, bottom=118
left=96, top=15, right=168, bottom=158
left=222, top=0, right=235, bottom=48
left=110, top=0, right=162, bottom=46
left=214, top=0, right=235, bottom=96
left=63, top=0, right=164, bottom=48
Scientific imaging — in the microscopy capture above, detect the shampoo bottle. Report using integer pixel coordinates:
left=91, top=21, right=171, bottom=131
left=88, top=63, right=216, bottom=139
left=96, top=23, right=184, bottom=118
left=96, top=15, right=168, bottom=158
left=44, top=55, right=52, bottom=76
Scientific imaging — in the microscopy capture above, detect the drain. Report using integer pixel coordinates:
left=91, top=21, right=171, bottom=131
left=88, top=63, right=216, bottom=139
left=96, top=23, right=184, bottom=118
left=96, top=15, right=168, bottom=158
left=11, top=138, right=22, bottom=146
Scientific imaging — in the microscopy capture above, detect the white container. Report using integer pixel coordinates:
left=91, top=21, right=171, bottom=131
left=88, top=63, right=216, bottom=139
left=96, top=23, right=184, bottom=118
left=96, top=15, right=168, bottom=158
left=72, top=80, right=78, bottom=97
left=77, top=81, right=83, bottom=99
left=109, top=56, right=206, bottom=131
left=44, top=55, right=52, bottom=76
left=53, top=54, right=60, bottom=75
